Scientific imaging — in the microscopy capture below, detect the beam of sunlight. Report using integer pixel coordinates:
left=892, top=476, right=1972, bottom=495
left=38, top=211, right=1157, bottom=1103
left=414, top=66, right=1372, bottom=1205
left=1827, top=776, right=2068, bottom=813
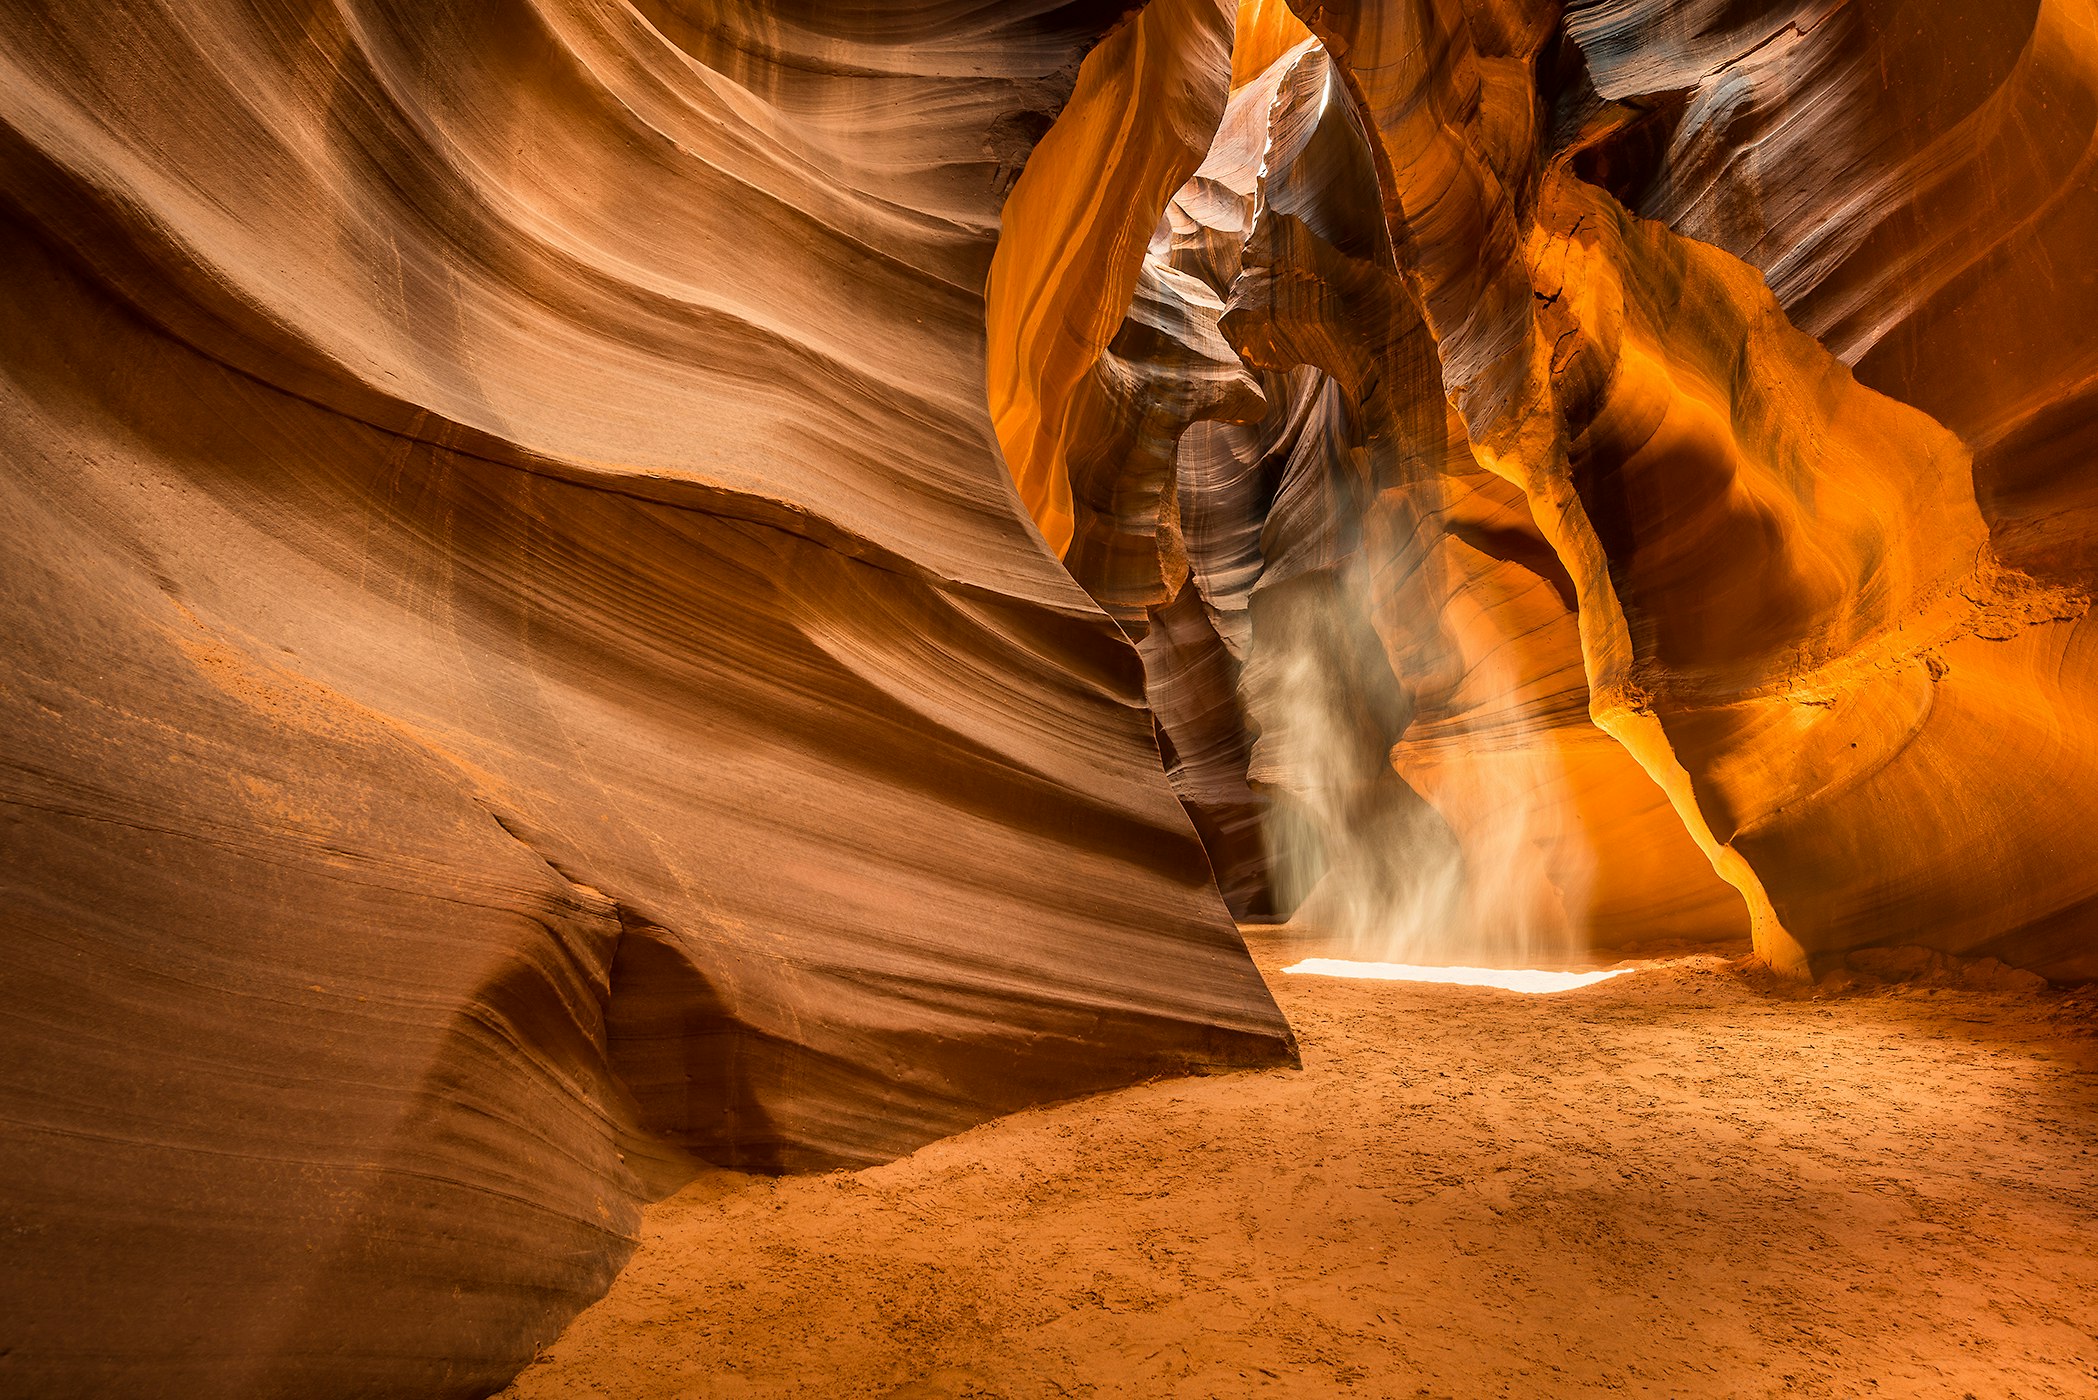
left=1281, top=959, right=1632, bottom=993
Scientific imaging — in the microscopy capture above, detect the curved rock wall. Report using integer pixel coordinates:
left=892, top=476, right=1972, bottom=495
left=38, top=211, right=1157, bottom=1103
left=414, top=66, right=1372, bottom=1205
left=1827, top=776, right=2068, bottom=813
left=1003, top=0, right=2097, bottom=979
left=8, top=0, right=2097, bottom=1392
left=1309, top=0, right=2098, bottom=981
left=1011, top=7, right=1749, bottom=952
left=1559, top=0, right=2098, bottom=973
left=0, top=3, right=1293, bottom=1394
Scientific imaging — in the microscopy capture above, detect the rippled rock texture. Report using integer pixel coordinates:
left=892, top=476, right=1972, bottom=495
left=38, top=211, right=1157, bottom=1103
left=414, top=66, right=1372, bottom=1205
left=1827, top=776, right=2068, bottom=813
left=995, top=0, right=2098, bottom=979
left=6, top=0, right=2097, bottom=1394
left=0, top=2, right=1293, bottom=1394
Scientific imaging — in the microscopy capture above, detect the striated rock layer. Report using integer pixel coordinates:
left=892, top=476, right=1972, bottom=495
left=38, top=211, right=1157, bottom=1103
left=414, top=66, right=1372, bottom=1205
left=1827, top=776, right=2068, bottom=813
left=8, top=0, right=2098, bottom=1392
left=0, top=2, right=1292, bottom=1395
left=998, top=7, right=1750, bottom=953
left=997, top=0, right=2098, bottom=980
left=1548, top=0, right=2098, bottom=975
left=1296, top=0, right=2098, bottom=980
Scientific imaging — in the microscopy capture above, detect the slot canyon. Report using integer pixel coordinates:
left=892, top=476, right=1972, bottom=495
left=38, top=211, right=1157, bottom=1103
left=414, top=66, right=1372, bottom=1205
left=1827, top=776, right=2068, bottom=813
left=3, top=0, right=2097, bottom=1395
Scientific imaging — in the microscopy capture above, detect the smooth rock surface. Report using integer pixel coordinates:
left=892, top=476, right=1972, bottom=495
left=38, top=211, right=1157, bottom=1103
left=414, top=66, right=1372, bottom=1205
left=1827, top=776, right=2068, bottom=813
left=0, top=4, right=1293, bottom=1394
left=1006, top=0, right=2098, bottom=980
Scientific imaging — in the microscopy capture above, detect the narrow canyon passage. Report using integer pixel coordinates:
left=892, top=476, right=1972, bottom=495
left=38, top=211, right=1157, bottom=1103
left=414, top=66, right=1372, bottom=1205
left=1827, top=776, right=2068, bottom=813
left=503, top=936, right=2098, bottom=1399
left=7, top=0, right=2098, bottom=1392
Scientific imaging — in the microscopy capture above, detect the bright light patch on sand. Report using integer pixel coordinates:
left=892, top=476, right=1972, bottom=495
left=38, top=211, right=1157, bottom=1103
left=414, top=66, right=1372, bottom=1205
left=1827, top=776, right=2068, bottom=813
left=1281, top=959, right=1631, bottom=994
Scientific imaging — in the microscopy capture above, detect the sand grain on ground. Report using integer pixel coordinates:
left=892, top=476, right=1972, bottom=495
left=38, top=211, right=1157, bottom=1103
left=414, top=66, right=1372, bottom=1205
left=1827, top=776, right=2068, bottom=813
left=501, top=935, right=2098, bottom=1398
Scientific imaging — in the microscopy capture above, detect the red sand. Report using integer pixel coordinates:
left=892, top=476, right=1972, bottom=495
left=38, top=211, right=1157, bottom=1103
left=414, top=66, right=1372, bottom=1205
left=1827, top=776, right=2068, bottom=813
left=501, top=932, right=2098, bottom=1398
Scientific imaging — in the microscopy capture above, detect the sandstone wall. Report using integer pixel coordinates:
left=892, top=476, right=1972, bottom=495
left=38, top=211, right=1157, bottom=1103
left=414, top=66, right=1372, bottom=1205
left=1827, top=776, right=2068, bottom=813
left=0, top=3, right=1291, bottom=1393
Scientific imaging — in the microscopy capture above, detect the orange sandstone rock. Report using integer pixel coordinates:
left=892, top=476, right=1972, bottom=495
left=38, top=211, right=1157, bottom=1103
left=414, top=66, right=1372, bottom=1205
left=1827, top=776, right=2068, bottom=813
left=1284, top=0, right=2097, bottom=978
left=0, top=3, right=1291, bottom=1394
left=1007, top=0, right=2095, bottom=981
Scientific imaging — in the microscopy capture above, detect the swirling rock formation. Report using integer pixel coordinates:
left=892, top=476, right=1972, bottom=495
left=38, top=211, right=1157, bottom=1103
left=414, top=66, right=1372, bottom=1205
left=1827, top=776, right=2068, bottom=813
left=1300, top=0, right=2098, bottom=981
left=1554, top=0, right=2098, bottom=974
left=0, top=2, right=1292, bottom=1394
left=1000, top=7, right=1750, bottom=953
left=8, top=0, right=2098, bottom=1393
left=996, top=0, right=2097, bottom=979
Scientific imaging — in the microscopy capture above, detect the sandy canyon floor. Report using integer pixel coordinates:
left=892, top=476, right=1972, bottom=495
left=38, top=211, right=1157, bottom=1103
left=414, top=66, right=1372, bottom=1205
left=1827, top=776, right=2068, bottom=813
left=502, top=931, right=2098, bottom=1399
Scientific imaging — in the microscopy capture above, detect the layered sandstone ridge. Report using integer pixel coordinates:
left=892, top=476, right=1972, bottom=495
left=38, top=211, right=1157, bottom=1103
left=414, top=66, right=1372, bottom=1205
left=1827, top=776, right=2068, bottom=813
left=0, top=3, right=1291, bottom=1396
left=996, top=0, right=2098, bottom=980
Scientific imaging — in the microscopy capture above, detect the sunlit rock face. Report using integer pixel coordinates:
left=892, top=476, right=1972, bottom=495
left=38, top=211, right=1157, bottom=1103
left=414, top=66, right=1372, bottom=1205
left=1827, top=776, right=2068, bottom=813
left=998, top=0, right=2097, bottom=981
left=999, top=5, right=1749, bottom=956
left=7, top=0, right=2097, bottom=1392
left=0, top=2, right=1295, bottom=1394
left=1554, top=0, right=2098, bottom=976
